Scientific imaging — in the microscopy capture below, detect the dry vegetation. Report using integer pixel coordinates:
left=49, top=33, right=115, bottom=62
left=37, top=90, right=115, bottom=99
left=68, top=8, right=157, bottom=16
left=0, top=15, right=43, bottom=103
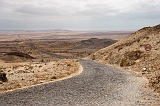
left=0, top=59, right=79, bottom=93
left=89, top=24, right=160, bottom=93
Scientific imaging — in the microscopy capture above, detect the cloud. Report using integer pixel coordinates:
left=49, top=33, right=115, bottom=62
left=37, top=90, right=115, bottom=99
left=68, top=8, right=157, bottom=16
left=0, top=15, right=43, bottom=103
left=0, top=0, right=160, bottom=30
left=1, top=0, right=160, bottom=17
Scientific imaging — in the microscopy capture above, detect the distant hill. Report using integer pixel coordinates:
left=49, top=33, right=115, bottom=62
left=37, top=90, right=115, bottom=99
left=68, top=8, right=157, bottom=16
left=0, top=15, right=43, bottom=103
left=1, top=52, right=34, bottom=62
left=88, top=24, right=160, bottom=93
left=74, top=38, right=117, bottom=49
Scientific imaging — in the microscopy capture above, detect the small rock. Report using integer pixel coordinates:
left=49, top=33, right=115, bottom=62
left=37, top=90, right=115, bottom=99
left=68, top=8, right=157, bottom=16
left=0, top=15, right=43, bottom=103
left=143, top=67, right=147, bottom=71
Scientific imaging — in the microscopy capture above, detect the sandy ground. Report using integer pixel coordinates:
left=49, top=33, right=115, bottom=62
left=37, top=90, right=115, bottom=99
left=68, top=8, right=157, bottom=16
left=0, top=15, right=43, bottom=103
left=0, top=59, right=80, bottom=93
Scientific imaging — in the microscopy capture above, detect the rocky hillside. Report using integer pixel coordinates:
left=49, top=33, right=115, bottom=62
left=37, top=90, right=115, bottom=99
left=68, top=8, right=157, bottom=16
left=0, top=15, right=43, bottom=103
left=89, top=24, right=160, bottom=93
left=1, top=52, right=35, bottom=62
left=74, top=38, right=117, bottom=49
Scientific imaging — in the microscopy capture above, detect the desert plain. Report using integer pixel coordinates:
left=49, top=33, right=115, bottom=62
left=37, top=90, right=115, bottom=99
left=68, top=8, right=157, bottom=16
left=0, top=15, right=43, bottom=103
left=0, top=30, right=132, bottom=92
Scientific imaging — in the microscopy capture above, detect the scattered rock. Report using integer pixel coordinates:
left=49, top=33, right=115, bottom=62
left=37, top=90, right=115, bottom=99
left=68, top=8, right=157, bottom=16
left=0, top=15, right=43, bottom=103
left=143, top=67, right=147, bottom=71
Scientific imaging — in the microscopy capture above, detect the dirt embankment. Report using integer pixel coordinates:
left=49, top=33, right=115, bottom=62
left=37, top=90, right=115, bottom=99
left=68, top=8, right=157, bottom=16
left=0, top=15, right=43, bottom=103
left=0, top=59, right=81, bottom=93
left=89, top=24, right=160, bottom=94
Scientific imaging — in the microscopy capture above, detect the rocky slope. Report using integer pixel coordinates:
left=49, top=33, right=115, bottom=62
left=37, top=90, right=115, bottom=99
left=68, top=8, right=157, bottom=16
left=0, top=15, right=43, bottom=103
left=89, top=24, right=160, bottom=93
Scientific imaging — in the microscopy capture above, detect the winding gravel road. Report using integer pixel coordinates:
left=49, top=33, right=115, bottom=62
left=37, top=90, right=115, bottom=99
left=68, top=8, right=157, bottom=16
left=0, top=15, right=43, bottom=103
left=0, top=60, right=160, bottom=106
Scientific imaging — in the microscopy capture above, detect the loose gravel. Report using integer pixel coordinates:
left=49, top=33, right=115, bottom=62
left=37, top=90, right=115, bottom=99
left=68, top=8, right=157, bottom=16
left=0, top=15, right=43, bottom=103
left=0, top=60, right=159, bottom=106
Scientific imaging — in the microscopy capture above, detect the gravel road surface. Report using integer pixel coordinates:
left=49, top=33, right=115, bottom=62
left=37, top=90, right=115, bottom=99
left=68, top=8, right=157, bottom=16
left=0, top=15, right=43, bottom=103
left=0, top=60, right=160, bottom=106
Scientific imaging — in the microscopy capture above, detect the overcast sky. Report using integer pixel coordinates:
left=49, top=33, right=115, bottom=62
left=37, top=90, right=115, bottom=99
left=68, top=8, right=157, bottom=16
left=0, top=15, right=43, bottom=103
left=0, top=0, right=160, bottom=30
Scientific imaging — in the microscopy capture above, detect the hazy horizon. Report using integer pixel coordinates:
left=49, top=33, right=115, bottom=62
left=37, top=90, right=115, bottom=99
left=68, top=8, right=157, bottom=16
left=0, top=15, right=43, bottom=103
left=0, top=29, right=136, bottom=32
left=0, top=0, right=160, bottom=30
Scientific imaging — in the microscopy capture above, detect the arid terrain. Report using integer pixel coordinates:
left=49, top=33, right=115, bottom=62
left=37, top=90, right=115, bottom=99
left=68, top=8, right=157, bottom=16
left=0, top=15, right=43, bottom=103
left=0, top=30, right=132, bottom=92
left=89, top=24, right=160, bottom=94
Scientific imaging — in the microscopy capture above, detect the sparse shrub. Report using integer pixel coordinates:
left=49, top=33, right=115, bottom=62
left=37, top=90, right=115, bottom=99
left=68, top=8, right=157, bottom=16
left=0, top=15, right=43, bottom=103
left=40, top=59, right=44, bottom=62
left=120, top=58, right=135, bottom=67
left=0, top=72, right=8, bottom=82
left=108, top=55, right=121, bottom=64
left=119, top=50, right=144, bottom=67
left=51, top=76, right=57, bottom=79
left=127, top=50, right=143, bottom=60
left=39, top=65, right=42, bottom=68
left=12, top=65, right=19, bottom=70
left=67, top=64, right=71, bottom=66
left=92, top=55, right=96, bottom=60
left=118, top=47, right=123, bottom=51
left=24, top=65, right=33, bottom=70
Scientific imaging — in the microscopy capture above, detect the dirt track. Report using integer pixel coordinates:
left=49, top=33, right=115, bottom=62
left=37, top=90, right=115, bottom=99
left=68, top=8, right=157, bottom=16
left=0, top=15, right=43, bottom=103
left=0, top=60, right=160, bottom=106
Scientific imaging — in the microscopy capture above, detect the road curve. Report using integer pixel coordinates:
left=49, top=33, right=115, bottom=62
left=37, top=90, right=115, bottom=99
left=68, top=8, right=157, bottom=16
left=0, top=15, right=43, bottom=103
left=0, top=60, right=160, bottom=106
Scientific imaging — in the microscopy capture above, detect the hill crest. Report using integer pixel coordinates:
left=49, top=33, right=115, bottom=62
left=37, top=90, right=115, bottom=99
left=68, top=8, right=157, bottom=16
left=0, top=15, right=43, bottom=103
left=89, top=24, right=160, bottom=93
